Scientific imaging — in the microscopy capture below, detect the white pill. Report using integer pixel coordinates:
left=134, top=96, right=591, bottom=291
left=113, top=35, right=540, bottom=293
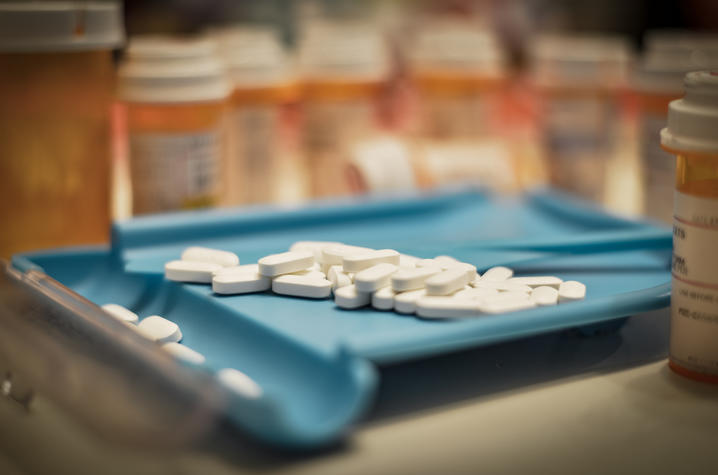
left=212, top=272, right=271, bottom=294
left=272, top=274, right=332, bottom=299
left=481, top=266, right=514, bottom=281
left=165, top=260, right=222, bottom=283
left=102, top=303, right=139, bottom=324
left=258, top=251, right=314, bottom=277
left=137, top=316, right=182, bottom=343
left=327, top=265, right=353, bottom=290
left=482, top=291, right=531, bottom=303
left=453, top=287, right=499, bottom=300
left=558, top=281, right=586, bottom=302
left=478, top=299, right=537, bottom=314
left=399, top=254, right=420, bottom=268
left=217, top=368, right=263, bottom=399
left=162, top=342, right=206, bottom=365
left=290, top=269, right=326, bottom=280
left=531, top=286, right=559, bottom=306
left=334, top=284, right=372, bottom=309
left=343, top=249, right=400, bottom=272
left=391, top=266, right=442, bottom=292
left=416, top=296, right=480, bottom=319
left=354, top=263, right=398, bottom=292
left=433, top=255, right=460, bottom=266
left=372, top=287, right=396, bottom=310
left=289, top=241, right=343, bottom=261
left=508, top=276, right=563, bottom=289
left=322, top=244, right=373, bottom=266
left=213, top=263, right=259, bottom=277
left=416, top=258, right=440, bottom=268
left=394, top=289, right=427, bottom=314
left=471, top=280, right=533, bottom=293
left=442, top=262, right=478, bottom=281
left=181, top=246, right=239, bottom=267
left=425, top=268, right=471, bottom=296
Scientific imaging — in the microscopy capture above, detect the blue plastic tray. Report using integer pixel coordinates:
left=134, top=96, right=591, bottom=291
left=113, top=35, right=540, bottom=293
left=12, top=188, right=672, bottom=448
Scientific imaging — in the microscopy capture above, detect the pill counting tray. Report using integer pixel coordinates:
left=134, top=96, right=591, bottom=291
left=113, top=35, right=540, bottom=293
left=10, top=188, right=672, bottom=448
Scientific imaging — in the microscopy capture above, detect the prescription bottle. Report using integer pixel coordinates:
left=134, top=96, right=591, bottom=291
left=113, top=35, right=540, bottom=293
left=531, top=35, right=631, bottom=204
left=634, top=32, right=718, bottom=223
left=661, top=70, right=718, bottom=383
left=211, top=27, right=301, bottom=205
left=118, top=37, right=231, bottom=215
left=0, top=3, right=123, bottom=258
left=298, top=21, right=390, bottom=197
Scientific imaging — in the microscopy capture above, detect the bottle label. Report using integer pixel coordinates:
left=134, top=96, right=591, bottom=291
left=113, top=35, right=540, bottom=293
left=129, top=130, right=221, bottom=214
left=670, top=191, right=718, bottom=375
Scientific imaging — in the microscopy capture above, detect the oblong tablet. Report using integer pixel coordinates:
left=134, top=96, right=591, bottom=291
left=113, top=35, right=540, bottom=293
left=558, top=281, right=586, bottom=302
left=102, top=303, right=139, bottom=324
left=508, top=276, right=563, bottom=289
left=478, top=299, right=536, bottom=315
left=391, top=266, right=442, bottom=292
left=165, top=260, right=222, bottom=283
left=416, top=296, right=481, bottom=318
left=137, top=315, right=182, bottom=343
left=258, top=251, right=314, bottom=277
left=212, top=272, right=271, bottom=294
left=372, top=287, right=396, bottom=310
left=394, top=289, right=426, bottom=314
left=181, top=246, right=239, bottom=267
left=322, top=244, right=373, bottom=266
left=471, top=280, right=533, bottom=293
left=531, top=286, right=559, bottom=306
left=453, top=287, right=499, bottom=300
left=162, top=342, right=206, bottom=365
left=425, top=268, right=470, bottom=296
left=343, top=249, right=400, bottom=272
left=334, top=284, right=371, bottom=309
left=290, top=241, right=343, bottom=261
left=272, top=274, right=332, bottom=299
left=480, top=266, right=514, bottom=282
left=354, top=263, right=398, bottom=292
left=213, top=263, right=259, bottom=277
left=217, top=368, right=263, bottom=399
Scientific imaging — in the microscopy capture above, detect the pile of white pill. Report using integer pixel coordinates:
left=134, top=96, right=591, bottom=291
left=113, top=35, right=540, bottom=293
left=100, top=302, right=262, bottom=399
left=165, top=243, right=586, bottom=319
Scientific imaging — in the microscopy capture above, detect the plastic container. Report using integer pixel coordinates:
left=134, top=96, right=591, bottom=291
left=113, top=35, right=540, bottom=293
left=634, top=31, right=718, bottom=223
left=298, top=21, right=390, bottom=197
left=118, top=36, right=231, bottom=215
left=531, top=34, right=632, bottom=204
left=0, top=2, right=124, bottom=258
left=660, top=70, right=718, bottom=383
left=211, top=27, right=301, bottom=205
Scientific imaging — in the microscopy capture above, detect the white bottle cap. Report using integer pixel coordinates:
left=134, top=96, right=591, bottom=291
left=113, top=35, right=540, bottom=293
left=118, top=35, right=231, bottom=103
left=661, top=70, right=718, bottom=153
left=0, top=2, right=124, bottom=52
left=530, top=34, right=632, bottom=89
left=634, top=30, right=718, bottom=95
left=410, top=21, right=505, bottom=78
left=298, top=20, right=389, bottom=83
left=209, top=26, right=293, bottom=89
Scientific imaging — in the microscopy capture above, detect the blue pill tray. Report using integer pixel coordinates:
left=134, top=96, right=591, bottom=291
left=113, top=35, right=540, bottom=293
left=12, top=188, right=672, bottom=448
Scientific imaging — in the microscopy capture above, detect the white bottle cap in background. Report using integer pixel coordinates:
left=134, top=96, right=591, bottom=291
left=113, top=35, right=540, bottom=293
left=298, top=20, right=390, bottom=83
left=661, top=71, right=718, bottom=153
left=0, top=2, right=124, bottom=52
left=118, top=35, right=231, bottom=103
left=410, top=21, right=506, bottom=78
left=530, top=34, right=632, bottom=89
left=208, top=26, right=293, bottom=89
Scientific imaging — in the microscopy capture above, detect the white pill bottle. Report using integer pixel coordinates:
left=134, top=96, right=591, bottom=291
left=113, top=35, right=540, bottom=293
left=661, top=71, right=718, bottom=383
left=118, top=36, right=231, bottom=215
left=211, top=27, right=301, bottom=205
left=297, top=21, right=390, bottom=198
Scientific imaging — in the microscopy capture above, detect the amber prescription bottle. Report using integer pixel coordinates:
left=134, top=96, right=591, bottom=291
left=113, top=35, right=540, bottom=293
left=118, top=37, right=231, bottom=215
left=661, top=70, right=718, bottom=383
left=0, top=3, right=123, bottom=258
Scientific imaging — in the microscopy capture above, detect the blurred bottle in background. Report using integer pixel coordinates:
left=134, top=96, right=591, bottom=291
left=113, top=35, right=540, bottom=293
left=634, top=30, right=718, bottom=223
left=117, top=36, right=231, bottom=215
left=297, top=20, right=390, bottom=198
left=211, top=26, right=304, bottom=206
left=0, top=2, right=124, bottom=258
left=530, top=34, right=632, bottom=204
